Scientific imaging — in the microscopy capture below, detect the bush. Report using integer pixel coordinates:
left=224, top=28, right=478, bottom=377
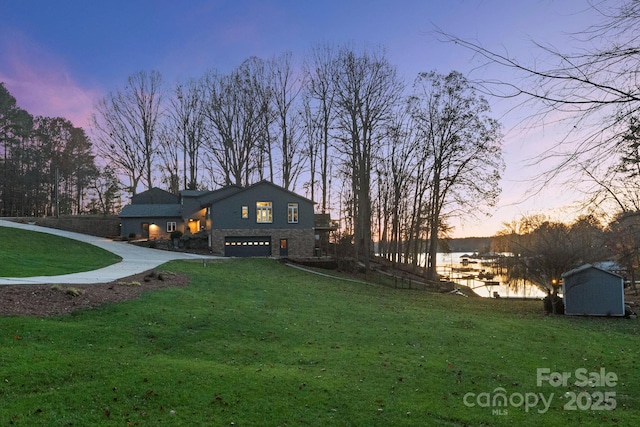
left=543, top=294, right=564, bottom=314
left=65, top=287, right=85, bottom=297
left=170, top=230, right=183, bottom=240
left=117, top=281, right=141, bottom=287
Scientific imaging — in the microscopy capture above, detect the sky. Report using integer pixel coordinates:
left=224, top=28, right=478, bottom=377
left=0, top=0, right=608, bottom=237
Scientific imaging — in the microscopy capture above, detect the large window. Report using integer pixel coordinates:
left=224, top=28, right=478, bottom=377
left=256, top=201, right=272, bottom=223
left=288, top=203, right=299, bottom=223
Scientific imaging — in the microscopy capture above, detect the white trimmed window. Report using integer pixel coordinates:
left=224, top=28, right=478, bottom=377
left=288, top=203, right=299, bottom=223
left=242, top=205, right=249, bottom=219
left=167, top=221, right=177, bottom=232
left=256, top=201, right=272, bottom=223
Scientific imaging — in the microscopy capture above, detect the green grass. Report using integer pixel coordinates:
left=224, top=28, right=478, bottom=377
left=0, top=258, right=638, bottom=426
left=0, top=226, right=121, bottom=277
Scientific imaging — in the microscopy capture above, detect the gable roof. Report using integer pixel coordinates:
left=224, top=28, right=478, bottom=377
left=131, top=187, right=179, bottom=205
left=196, top=185, right=243, bottom=207
left=208, top=180, right=314, bottom=206
left=120, top=181, right=314, bottom=218
left=119, top=204, right=182, bottom=218
left=562, top=263, right=622, bottom=280
left=180, top=189, right=209, bottom=198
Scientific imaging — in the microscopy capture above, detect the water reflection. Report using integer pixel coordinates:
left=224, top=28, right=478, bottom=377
left=437, top=252, right=546, bottom=299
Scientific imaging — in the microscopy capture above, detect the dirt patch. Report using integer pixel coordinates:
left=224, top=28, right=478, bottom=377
left=0, top=270, right=189, bottom=317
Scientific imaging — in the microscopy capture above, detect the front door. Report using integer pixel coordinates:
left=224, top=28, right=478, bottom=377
left=279, top=239, right=288, bottom=257
left=141, top=222, right=149, bottom=239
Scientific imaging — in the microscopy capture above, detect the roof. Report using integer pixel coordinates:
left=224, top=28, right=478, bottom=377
left=197, top=185, right=243, bottom=207
left=119, top=204, right=183, bottom=218
left=120, top=181, right=314, bottom=217
left=131, top=187, right=179, bottom=205
left=208, top=180, right=315, bottom=206
left=562, top=263, right=623, bottom=279
left=180, top=189, right=209, bottom=197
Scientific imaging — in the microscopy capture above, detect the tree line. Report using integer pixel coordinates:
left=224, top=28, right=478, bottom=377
left=3, top=1, right=640, bottom=285
left=492, top=212, right=639, bottom=297
left=89, top=44, right=504, bottom=279
left=438, top=0, right=640, bottom=289
left=0, top=44, right=503, bottom=278
left=0, top=83, right=120, bottom=217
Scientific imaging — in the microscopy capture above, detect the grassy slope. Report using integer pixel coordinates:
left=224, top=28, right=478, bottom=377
left=0, top=258, right=638, bottom=426
left=0, top=227, right=121, bottom=277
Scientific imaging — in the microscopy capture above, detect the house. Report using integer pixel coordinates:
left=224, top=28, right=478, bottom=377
left=562, top=264, right=625, bottom=316
left=119, top=181, right=316, bottom=258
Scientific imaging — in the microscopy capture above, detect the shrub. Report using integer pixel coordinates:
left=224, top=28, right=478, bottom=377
left=170, top=230, right=183, bottom=240
left=117, top=281, right=140, bottom=287
left=543, top=294, right=564, bottom=314
left=65, top=287, right=85, bottom=297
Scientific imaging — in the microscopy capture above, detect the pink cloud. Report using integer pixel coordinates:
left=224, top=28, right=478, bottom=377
left=0, top=31, right=101, bottom=129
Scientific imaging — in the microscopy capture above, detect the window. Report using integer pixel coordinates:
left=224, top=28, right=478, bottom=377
left=241, top=205, right=249, bottom=219
left=288, top=203, right=299, bottom=223
left=256, top=201, right=272, bottom=223
left=167, top=221, right=177, bottom=232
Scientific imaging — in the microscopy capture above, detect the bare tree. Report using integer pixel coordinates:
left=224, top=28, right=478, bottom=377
left=437, top=1, right=640, bottom=192
left=606, top=211, right=640, bottom=295
left=500, top=216, right=609, bottom=310
left=377, top=111, right=418, bottom=265
left=203, top=58, right=267, bottom=186
left=409, top=71, right=504, bottom=281
left=269, top=52, right=306, bottom=190
left=92, top=70, right=164, bottom=195
left=304, top=43, right=338, bottom=213
left=572, top=114, right=640, bottom=220
left=333, top=45, right=404, bottom=268
left=87, top=165, right=122, bottom=215
left=156, top=123, right=180, bottom=194
left=169, top=78, right=207, bottom=190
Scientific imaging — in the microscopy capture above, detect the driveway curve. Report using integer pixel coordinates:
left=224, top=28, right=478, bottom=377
left=0, top=219, right=222, bottom=285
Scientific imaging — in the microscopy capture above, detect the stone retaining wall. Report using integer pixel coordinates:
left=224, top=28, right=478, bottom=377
left=14, top=216, right=121, bottom=238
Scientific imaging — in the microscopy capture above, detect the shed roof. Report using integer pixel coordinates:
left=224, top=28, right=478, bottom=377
left=562, top=263, right=622, bottom=279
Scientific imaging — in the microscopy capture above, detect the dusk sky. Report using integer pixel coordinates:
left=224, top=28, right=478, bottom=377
left=0, top=0, right=606, bottom=237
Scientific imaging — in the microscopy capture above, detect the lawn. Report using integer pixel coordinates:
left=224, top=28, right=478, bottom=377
left=0, top=226, right=121, bottom=277
left=0, top=258, right=638, bottom=426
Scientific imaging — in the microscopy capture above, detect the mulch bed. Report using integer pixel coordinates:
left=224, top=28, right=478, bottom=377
left=0, top=270, right=189, bottom=317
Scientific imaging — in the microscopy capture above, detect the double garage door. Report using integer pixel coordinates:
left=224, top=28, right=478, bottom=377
left=224, top=236, right=271, bottom=257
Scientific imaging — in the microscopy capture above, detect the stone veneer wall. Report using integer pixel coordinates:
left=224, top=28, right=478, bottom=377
left=211, top=228, right=315, bottom=257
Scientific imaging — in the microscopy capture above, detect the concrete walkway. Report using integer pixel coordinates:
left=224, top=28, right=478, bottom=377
left=0, top=219, right=222, bottom=285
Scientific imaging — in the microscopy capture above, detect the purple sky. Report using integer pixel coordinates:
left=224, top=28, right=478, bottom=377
left=0, top=0, right=604, bottom=237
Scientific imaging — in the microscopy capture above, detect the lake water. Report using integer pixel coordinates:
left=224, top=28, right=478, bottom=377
left=436, top=252, right=547, bottom=299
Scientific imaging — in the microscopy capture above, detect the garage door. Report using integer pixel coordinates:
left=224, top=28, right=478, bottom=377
left=224, top=236, right=271, bottom=257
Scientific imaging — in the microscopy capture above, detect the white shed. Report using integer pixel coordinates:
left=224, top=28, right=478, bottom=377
left=562, top=264, right=625, bottom=316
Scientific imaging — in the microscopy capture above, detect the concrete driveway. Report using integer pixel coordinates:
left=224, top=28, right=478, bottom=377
left=0, top=219, right=222, bottom=285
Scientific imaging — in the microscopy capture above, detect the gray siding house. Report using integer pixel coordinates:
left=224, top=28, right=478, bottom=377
left=562, top=264, right=625, bottom=316
left=209, top=180, right=315, bottom=257
left=119, top=181, right=315, bottom=257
